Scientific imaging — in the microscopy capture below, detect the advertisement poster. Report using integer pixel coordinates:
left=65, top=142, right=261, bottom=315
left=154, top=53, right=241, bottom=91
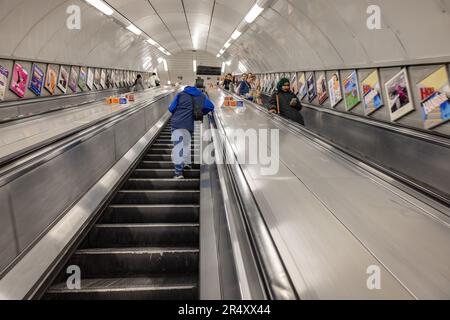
left=87, top=68, right=94, bottom=90
left=78, top=67, right=87, bottom=91
left=343, top=71, right=361, bottom=111
left=307, top=73, right=316, bottom=102
left=0, top=65, right=10, bottom=101
left=328, top=72, right=342, bottom=108
left=385, top=69, right=414, bottom=121
left=316, top=73, right=328, bottom=105
left=298, top=73, right=307, bottom=100
left=106, top=70, right=111, bottom=88
left=94, top=69, right=101, bottom=89
left=111, top=70, right=116, bottom=88
left=68, top=67, right=78, bottom=93
left=10, top=62, right=29, bottom=98
left=29, top=64, right=44, bottom=96
left=100, top=69, right=106, bottom=89
left=45, top=65, right=58, bottom=95
left=291, top=73, right=298, bottom=95
left=362, top=70, right=383, bottom=116
left=57, top=65, right=69, bottom=93
left=417, top=66, right=450, bottom=129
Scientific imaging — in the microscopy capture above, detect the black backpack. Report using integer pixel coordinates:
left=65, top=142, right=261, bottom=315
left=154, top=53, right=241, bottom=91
left=190, top=95, right=204, bottom=122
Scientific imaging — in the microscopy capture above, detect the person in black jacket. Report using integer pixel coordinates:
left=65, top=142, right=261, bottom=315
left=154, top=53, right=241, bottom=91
left=269, top=78, right=304, bottom=125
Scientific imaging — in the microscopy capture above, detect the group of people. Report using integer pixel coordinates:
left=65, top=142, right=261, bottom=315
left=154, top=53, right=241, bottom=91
left=220, top=73, right=304, bottom=125
left=133, top=73, right=161, bottom=92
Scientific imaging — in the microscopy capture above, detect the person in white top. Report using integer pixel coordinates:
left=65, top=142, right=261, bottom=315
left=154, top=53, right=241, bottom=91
left=149, top=73, right=161, bottom=87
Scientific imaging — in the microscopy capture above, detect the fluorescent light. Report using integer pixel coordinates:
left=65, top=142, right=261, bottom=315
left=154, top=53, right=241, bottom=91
left=193, top=60, right=197, bottom=73
left=85, top=0, right=114, bottom=16
left=147, top=38, right=158, bottom=46
left=245, top=4, right=264, bottom=23
left=127, top=24, right=142, bottom=36
left=163, top=59, right=168, bottom=72
left=226, top=60, right=232, bottom=66
left=217, top=54, right=221, bottom=58
left=168, top=80, right=171, bottom=85
left=224, top=41, right=231, bottom=48
left=157, top=57, right=164, bottom=64
left=231, top=30, right=242, bottom=40
left=221, top=62, right=225, bottom=73
left=219, top=48, right=225, bottom=54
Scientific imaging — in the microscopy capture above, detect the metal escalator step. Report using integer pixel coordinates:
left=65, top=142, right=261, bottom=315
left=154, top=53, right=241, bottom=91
left=101, top=205, right=200, bottom=223
left=123, top=178, right=200, bottom=189
left=81, top=223, right=200, bottom=248
left=138, top=162, right=200, bottom=170
left=113, top=190, right=200, bottom=205
left=132, top=169, right=200, bottom=179
left=65, top=247, right=199, bottom=278
left=148, top=149, right=199, bottom=155
left=44, top=276, right=198, bottom=300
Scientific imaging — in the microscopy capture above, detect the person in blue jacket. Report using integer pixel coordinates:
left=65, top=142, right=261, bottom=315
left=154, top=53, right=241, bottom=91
left=238, top=73, right=251, bottom=97
left=169, top=84, right=215, bottom=179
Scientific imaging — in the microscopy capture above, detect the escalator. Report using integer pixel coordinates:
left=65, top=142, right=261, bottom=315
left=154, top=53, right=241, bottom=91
left=43, top=120, right=201, bottom=300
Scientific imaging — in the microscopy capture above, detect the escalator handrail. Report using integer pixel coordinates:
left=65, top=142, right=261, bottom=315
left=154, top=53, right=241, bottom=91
left=208, top=111, right=299, bottom=300
left=0, top=89, right=178, bottom=188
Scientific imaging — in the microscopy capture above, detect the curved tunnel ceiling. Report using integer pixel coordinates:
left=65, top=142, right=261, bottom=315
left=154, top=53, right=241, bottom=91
left=0, top=0, right=449, bottom=74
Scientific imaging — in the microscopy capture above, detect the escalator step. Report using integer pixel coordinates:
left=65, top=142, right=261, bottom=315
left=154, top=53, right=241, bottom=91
left=113, top=190, right=200, bottom=204
left=45, top=276, right=198, bottom=300
left=148, top=149, right=200, bottom=155
left=65, top=247, right=199, bottom=278
left=123, top=178, right=200, bottom=189
left=101, top=205, right=200, bottom=223
left=132, top=169, right=200, bottom=179
left=81, top=223, right=200, bottom=248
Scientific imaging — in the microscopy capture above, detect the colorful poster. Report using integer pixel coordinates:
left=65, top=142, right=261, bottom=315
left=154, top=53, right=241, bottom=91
left=316, top=73, right=328, bottom=105
left=106, top=70, right=111, bottom=88
left=45, top=65, right=58, bottom=95
left=10, top=62, right=28, bottom=98
left=328, top=72, right=342, bottom=108
left=0, top=65, right=10, bottom=101
left=291, top=73, right=298, bottom=95
left=343, top=71, right=361, bottom=111
left=385, top=69, right=414, bottom=121
left=29, top=64, right=44, bottom=96
left=362, top=70, right=383, bottom=116
left=100, top=69, right=106, bottom=89
left=94, top=69, right=101, bottom=89
left=417, top=66, right=450, bottom=129
left=307, top=73, right=316, bottom=102
left=78, top=67, right=87, bottom=91
left=68, top=67, right=78, bottom=93
left=298, top=73, right=307, bottom=100
left=111, top=70, right=116, bottom=88
left=87, top=68, right=94, bottom=90
left=57, top=66, right=69, bottom=93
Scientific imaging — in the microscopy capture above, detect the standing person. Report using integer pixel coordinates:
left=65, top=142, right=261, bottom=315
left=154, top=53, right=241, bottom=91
left=223, top=74, right=233, bottom=91
left=169, top=82, right=215, bottom=179
left=133, top=74, right=145, bottom=92
left=269, top=78, right=304, bottom=125
left=237, top=74, right=251, bottom=97
left=149, top=72, right=161, bottom=87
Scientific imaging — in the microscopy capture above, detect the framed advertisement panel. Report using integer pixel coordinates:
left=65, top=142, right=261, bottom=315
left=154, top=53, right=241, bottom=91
left=68, top=67, right=78, bottom=93
left=291, top=72, right=298, bottom=95
left=307, top=73, right=316, bottom=103
left=298, top=72, right=307, bottom=100
left=29, top=63, right=44, bottom=96
left=417, top=66, right=450, bottom=129
left=316, top=72, right=328, bottom=105
left=100, top=69, right=106, bottom=89
left=0, top=64, right=9, bottom=101
left=385, top=68, right=414, bottom=121
left=57, top=65, right=69, bottom=93
left=10, top=62, right=29, bottom=98
left=361, top=70, right=383, bottom=116
left=78, top=67, right=87, bottom=91
left=86, top=68, right=94, bottom=90
left=343, top=70, right=361, bottom=111
left=328, top=72, right=343, bottom=108
left=94, top=69, right=101, bottom=89
left=45, top=65, right=58, bottom=95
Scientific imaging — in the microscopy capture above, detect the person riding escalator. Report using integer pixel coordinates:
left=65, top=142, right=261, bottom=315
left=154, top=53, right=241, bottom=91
left=269, top=78, right=305, bottom=126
